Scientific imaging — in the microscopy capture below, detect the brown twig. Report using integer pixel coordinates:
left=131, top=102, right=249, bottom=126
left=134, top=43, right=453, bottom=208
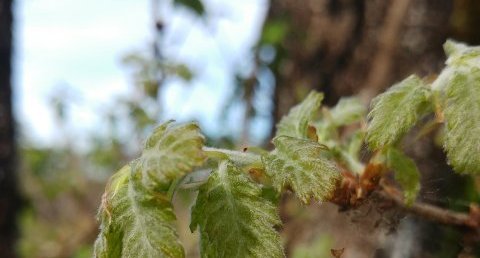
left=378, top=183, right=480, bottom=229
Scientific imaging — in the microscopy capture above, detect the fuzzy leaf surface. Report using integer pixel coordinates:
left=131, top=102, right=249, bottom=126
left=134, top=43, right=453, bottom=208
left=367, top=75, right=432, bottom=149
left=191, top=161, right=284, bottom=258
left=443, top=69, right=480, bottom=174
left=263, top=136, right=341, bottom=203
left=94, top=164, right=184, bottom=258
left=387, top=148, right=420, bottom=205
left=138, top=120, right=206, bottom=191
left=329, top=97, right=366, bottom=126
left=276, top=91, right=323, bottom=138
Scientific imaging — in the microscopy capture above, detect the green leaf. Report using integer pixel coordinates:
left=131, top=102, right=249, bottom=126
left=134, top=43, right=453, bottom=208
left=174, top=0, right=205, bottom=16
left=443, top=69, right=480, bottom=174
left=262, top=136, right=341, bottom=203
left=202, top=147, right=263, bottom=168
left=329, top=97, right=366, bottom=126
left=138, top=120, right=206, bottom=191
left=276, top=91, right=323, bottom=139
left=191, top=161, right=284, bottom=258
left=443, top=40, right=480, bottom=66
left=386, top=148, right=421, bottom=205
left=94, top=164, right=185, bottom=258
left=367, top=75, right=432, bottom=149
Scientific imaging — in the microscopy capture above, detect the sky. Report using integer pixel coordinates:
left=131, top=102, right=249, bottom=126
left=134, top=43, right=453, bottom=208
left=13, top=0, right=269, bottom=147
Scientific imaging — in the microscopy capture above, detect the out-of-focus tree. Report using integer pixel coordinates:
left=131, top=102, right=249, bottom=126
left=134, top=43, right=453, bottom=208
left=0, top=0, right=20, bottom=257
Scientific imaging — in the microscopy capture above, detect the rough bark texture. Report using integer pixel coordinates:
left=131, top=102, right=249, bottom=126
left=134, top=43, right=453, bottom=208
left=0, top=0, right=20, bottom=257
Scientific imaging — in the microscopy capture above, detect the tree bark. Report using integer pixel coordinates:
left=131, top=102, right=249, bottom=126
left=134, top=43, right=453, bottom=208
left=0, top=0, right=20, bottom=257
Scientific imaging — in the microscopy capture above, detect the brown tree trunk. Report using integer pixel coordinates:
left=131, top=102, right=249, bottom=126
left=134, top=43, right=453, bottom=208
left=0, top=0, right=20, bottom=257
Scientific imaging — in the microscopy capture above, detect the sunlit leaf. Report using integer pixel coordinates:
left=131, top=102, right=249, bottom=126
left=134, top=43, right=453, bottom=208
left=276, top=91, right=323, bottom=139
left=367, top=75, right=432, bottom=149
left=386, top=148, right=420, bottom=205
left=94, top=165, right=184, bottom=258
left=262, top=136, right=341, bottom=203
left=443, top=69, right=480, bottom=174
left=191, top=161, right=284, bottom=258
left=138, top=121, right=206, bottom=191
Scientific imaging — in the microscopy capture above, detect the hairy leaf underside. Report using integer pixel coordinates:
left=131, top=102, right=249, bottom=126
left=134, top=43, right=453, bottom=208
left=367, top=75, right=432, bottom=149
left=263, top=136, right=341, bottom=204
left=191, top=161, right=284, bottom=258
left=138, top=120, right=206, bottom=191
left=276, top=91, right=323, bottom=139
left=443, top=69, right=480, bottom=174
left=94, top=121, right=206, bottom=257
left=95, top=165, right=185, bottom=258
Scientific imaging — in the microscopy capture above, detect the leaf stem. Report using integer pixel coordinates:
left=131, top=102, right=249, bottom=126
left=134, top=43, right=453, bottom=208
left=203, top=146, right=263, bottom=167
left=378, top=182, right=479, bottom=229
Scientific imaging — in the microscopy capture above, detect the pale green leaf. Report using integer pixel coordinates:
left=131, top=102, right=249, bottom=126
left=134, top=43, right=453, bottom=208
left=276, top=91, right=323, bottom=138
left=94, top=164, right=185, bottom=258
left=262, top=136, right=341, bottom=203
left=202, top=147, right=263, bottom=168
left=329, top=97, right=366, bottom=126
left=190, top=161, right=284, bottom=258
left=367, top=75, right=432, bottom=149
left=138, top=120, right=206, bottom=191
left=386, top=148, right=421, bottom=205
left=443, top=40, right=480, bottom=67
left=443, top=69, right=480, bottom=174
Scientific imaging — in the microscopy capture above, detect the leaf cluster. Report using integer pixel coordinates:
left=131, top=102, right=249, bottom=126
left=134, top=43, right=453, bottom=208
left=94, top=39, right=480, bottom=257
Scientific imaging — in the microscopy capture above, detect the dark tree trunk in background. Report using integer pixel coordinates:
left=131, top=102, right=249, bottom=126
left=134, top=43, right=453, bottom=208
left=0, top=0, right=19, bottom=257
left=258, top=0, right=480, bottom=257
left=266, top=0, right=452, bottom=126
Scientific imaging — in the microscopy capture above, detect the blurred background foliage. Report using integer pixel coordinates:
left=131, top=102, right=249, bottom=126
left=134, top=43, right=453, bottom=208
left=10, top=0, right=480, bottom=257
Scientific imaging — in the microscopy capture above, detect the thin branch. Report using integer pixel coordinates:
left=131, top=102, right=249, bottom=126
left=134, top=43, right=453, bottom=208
left=378, top=184, right=479, bottom=229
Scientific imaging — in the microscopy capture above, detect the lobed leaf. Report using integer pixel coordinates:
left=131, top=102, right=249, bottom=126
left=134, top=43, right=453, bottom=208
left=366, top=75, right=432, bottom=149
left=138, top=120, right=206, bottom=191
left=94, top=164, right=185, bottom=258
left=191, top=161, right=284, bottom=258
left=95, top=121, right=206, bottom=257
left=262, top=136, right=341, bottom=203
left=276, top=91, right=323, bottom=139
left=386, top=148, right=421, bottom=205
left=442, top=69, right=480, bottom=174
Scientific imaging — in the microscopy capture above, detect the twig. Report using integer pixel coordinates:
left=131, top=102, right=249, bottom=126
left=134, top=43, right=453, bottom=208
left=378, top=185, right=479, bottom=229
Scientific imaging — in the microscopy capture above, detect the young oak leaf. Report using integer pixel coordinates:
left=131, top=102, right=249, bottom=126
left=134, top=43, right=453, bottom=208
left=443, top=69, right=480, bottom=174
left=276, top=91, right=323, bottom=139
left=262, top=136, right=341, bottom=204
left=94, top=164, right=185, bottom=258
left=190, top=161, right=284, bottom=258
left=138, top=120, right=206, bottom=192
left=367, top=75, right=432, bottom=149
left=386, top=148, right=421, bottom=205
